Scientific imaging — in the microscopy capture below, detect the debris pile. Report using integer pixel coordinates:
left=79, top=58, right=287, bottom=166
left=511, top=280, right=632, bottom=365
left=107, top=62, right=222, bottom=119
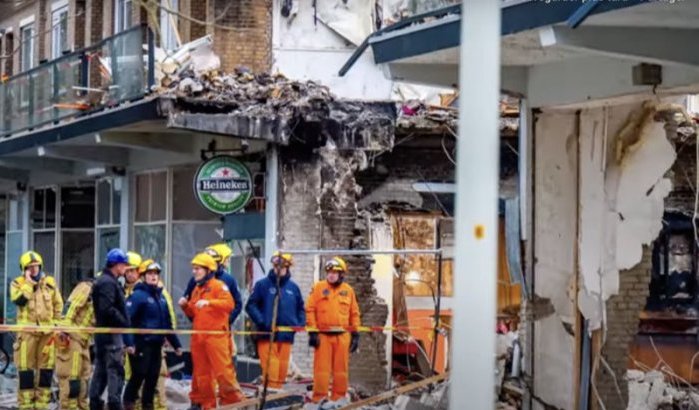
left=496, top=331, right=524, bottom=410
left=627, top=369, right=699, bottom=410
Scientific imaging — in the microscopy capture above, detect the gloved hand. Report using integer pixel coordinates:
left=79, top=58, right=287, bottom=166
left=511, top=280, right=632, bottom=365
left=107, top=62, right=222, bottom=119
left=309, top=332, right=320, bottom=349
left=350, top=332, right=359, bottom=353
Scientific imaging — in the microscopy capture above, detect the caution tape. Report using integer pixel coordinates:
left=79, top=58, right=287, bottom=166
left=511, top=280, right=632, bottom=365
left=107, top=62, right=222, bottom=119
left=0, top=323, right=447, bottom=336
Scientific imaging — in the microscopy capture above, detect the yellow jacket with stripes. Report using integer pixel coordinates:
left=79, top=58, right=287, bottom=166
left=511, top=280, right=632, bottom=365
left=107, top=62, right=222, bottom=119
left=60, top=280, right=95, bottom=342
left=11, top=274, right=63, bottom=328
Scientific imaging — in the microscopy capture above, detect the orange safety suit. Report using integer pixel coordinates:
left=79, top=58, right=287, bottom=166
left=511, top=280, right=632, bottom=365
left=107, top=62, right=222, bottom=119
left=306, top=280, right=361, bottom=403
left=183, top=277, right=245, bottom=409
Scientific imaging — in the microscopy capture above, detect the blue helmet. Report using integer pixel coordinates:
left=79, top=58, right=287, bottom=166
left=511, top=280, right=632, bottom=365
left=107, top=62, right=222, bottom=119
left=105, top=248, right=129, bottom=267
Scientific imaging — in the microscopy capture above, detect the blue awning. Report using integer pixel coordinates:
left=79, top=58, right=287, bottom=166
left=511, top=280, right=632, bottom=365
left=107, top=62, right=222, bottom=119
left=339, top=0, right=649, bottom=77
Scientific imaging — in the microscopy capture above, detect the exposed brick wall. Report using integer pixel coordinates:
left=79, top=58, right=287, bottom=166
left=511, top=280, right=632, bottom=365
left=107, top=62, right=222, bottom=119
left=279, top=147, right=390, bottom=393
left=188, top=0, right=207, bottom=40
left=594, top=246, right=652, bottom=410
left=211, top=0, right=271, bottom=72
left=279, top=155, right=322, bottom=375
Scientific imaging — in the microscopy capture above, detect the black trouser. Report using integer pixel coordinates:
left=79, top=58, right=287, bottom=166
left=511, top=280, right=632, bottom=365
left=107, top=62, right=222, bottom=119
left=89, top=342, right=125, bottom=410
left=123, top=341, right=163, bottom=410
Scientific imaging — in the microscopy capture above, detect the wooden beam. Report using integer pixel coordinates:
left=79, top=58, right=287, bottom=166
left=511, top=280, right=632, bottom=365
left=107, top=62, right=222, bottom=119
left=342, top=372, right=449, bottom=409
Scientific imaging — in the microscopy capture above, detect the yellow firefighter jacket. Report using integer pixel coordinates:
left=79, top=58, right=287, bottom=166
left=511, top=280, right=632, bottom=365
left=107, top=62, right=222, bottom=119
left=60, top=280, right=95, bottom=343
left=11, top=274, right=63, bottom=329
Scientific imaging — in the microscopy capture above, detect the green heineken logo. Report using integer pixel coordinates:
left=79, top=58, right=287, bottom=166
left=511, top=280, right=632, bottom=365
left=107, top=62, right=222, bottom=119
left=194, top=156, right=253, bottom=215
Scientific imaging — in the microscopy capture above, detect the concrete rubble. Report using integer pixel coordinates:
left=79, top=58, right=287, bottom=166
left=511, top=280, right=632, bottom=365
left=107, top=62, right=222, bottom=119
left=627, top=370, right=699, bottom=410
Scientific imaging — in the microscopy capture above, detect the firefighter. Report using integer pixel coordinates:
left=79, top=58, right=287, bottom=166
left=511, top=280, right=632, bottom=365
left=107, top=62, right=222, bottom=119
left=180, top=243, right=242, bottom=330
left=305, top=257, right=361, bottom=409
left=11, top=251, right=64, bottom=410
left=56, top=279, right=95, bottom=410
left=89, top=248, right=131, bottom=410
left=123, top=260, right=182, bottom=410
left=180, top=253, right=246, bottom=409
left=124, top=252, right=143, bottom=299
left=246, top=252, right=305, bottom=392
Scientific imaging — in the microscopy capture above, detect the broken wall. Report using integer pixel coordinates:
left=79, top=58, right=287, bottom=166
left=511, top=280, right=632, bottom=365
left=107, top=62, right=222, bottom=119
left=532, top=112, right=578, bottom=410
left=278, top=146, right=389, bottom=393
left=272, top=0, right=393, bottom=100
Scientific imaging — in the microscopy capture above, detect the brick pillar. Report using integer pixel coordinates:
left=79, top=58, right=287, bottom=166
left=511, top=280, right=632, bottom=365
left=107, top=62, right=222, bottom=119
left=189, top=0, right=207, bottom=40
left=74, top=0, right=86, bottom=49
left=38, top=0, right=48, bottom=62
left=593, top=246, right=652, bottom=410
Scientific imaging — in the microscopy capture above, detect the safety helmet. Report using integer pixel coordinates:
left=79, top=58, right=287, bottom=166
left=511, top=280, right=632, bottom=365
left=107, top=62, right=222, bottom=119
left=19, top=251, right=43, bottom=271
left=138, top=259, right=162, bottom=276
left=205, top=243, right=233, bottom=264
left=126, top=252, right=142, bottom=269
left=324, top=256, right=348, bottom=273
left=106, top=249, right=129, bottom=266
left=191, top=253, right=217, bottom=272
left=271, top=251, right=293, bottom=268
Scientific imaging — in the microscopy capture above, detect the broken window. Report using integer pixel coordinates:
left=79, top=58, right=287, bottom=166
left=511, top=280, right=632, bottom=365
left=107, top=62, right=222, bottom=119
left=647, top=212, right=697, bottom=314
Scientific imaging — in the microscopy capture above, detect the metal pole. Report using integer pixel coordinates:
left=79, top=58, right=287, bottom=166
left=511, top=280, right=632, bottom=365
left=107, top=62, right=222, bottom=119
left=278, top=249, right=442, bottom=256
left=450, top=1, right=501, bottom=409
left=431, top=218, right=443, bottom=376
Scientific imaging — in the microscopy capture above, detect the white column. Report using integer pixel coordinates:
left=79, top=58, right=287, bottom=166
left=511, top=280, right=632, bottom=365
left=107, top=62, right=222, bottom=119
left=264, top=145, right=279, bottom=272
left=451, top=1, right=501, bottom=408
left=119, top=175, right=131, bottom=251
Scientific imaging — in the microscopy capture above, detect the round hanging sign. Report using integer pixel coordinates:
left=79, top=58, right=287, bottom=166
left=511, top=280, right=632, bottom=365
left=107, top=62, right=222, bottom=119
left=193, top=156, right=253, bottom=215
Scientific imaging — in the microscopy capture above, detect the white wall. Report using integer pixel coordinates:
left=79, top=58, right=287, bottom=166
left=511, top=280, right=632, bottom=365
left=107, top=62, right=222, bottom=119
left=271, top=0, right=395, bottom=100
left=533, top=111, right=578, bottom=410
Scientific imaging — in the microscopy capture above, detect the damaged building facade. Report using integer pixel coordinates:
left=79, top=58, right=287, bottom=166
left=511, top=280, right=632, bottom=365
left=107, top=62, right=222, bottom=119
left=0, top=0, right=503, bottom=396
left=343, top=1, right=699, bottom=409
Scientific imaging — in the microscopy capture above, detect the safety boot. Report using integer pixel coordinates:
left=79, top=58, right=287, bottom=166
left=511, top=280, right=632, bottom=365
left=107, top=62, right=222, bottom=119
left=187, top=405, right=202, bottom=410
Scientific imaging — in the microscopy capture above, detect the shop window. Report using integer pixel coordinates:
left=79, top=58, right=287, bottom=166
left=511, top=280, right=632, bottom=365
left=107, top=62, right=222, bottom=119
left=96, top=227, right=120, bottom=270
left=135, top=172, right=167, bottom=223
left=33, top=232, right=56, bottom=275
left=648, top=212, right=697, bottom=314
left=173, top=166, right=218, bottom=221
left=95, top=178, right=121, bottom=271
left=61, top=187, right=95, bottom=228
left=32, top=188, right=56, bottom=229
left=61, top=231, right=94, bottom=295
left=134, top=224, right=166, bottom=273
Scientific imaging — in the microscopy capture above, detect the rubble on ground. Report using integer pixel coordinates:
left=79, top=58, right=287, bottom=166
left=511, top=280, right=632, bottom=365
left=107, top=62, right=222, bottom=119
left=496, top=331, right=524, bottom=410
left=627, top=369, right=699, bottom=410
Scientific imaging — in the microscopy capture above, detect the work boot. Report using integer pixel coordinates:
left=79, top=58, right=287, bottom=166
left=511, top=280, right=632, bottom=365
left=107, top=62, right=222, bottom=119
left=303, top=403, right=321, bottom=410
left=89, top=400, right=104, bottom=410
left=187, top=405, right=202, bottom=410
left=123, top=403, right=136, bottom=410
left=321, top=397, right=350, bottom=410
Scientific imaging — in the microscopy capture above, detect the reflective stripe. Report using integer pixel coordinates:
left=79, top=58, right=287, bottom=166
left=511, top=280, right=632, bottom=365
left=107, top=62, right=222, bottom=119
left=19, top=339, right=27, bottom=369
left=71, top=351, right=79, bottom=378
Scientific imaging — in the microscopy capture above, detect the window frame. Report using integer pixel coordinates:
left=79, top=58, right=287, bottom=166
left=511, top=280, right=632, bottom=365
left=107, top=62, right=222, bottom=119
left=114, top=0, right=133, bottom=34
left=51, top=2, right=70, bottom=59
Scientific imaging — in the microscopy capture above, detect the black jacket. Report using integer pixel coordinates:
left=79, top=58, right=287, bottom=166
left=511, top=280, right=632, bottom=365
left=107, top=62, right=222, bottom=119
left=92, top=269, right=129, bottom=345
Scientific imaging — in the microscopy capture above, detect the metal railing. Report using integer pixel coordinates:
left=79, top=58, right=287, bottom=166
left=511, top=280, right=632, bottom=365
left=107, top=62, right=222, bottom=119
left=0, top=25, right=154, bottom=138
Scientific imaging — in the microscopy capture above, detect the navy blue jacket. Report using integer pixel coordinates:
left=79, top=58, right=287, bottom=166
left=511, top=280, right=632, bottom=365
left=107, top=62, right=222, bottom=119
left=183, top=267, right=242, bottom=325
left=124, top=283, right=182, bottom=349
left=245, top=270, right=305, bottom=343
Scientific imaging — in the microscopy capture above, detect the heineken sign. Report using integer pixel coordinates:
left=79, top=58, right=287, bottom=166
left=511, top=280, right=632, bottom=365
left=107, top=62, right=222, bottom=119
left=194, top=156, right=253, bottom=215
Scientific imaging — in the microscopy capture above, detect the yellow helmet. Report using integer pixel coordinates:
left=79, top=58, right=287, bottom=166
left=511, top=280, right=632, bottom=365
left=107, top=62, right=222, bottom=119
left=191, top=253, right=217, bottom=272
left=324, top=256, right=347, bottom=273
left=205, top=243, right=233, bottom=264
left=138, top=259, right=162, bottom=275
left=271, top=251, right=293, bottom=267
left=126, top=251, right=142, bottom=269
left=19, top=251, right=43, bottom=271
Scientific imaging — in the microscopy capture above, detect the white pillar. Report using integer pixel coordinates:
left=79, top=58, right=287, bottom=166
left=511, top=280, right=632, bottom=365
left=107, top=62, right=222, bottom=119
left=264, top=145, right=279, bottom=272
left=119, top=175, right=131, bottom=251
left=450, top=1, right=501, bottom=408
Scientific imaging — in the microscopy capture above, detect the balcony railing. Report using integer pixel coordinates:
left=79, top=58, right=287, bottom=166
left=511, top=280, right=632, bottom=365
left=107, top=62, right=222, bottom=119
left=0, top=25, right=155, bottom=138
